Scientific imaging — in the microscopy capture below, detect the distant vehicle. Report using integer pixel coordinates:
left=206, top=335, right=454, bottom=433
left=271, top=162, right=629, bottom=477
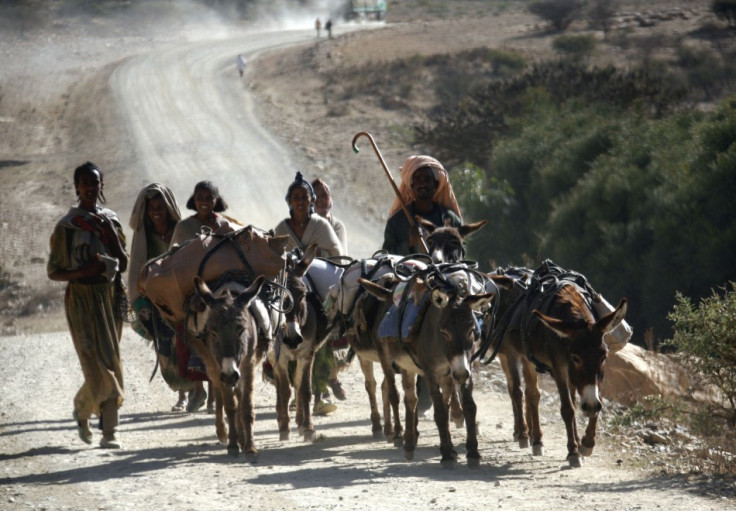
left=347, top=0, right=386, bottom=21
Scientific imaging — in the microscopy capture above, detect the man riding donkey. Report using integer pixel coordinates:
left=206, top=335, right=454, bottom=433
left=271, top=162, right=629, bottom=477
left=381, top=154, right=464, bottom=415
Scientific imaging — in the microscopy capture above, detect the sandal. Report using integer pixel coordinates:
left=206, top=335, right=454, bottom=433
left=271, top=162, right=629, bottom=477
left=73, top=410, right=93, bottom=445
left=171, top=397, right=188, bottom=412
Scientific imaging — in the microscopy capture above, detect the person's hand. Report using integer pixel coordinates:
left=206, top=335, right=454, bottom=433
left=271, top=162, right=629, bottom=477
left=78, top=258, right=106, bottom=278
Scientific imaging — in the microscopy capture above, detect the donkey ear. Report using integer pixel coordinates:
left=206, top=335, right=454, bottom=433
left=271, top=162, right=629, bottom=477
left=596, top=298, right=628, bottom=334
left=293, top=243, right=318, bottom=277
left=533, top=309, right=574, bottom=339
left=235, top=275, right=267, bottom=309
left=415, top=215, right=436, bottom=233
left=359, top=278, right=392, bottom=301
left=268, top=235, right=290, bottom=255
left=430, top=288, right=450, bottom=309
left=458, top=219, right=488, bottom=238
left=488, top=274, right=515, bottom=290
left=466, top=292, right=494, bottom=311
left=192, top=276, right=215, bottom=311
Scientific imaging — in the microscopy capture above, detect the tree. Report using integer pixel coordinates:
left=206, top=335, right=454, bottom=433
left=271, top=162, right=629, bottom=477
left=589, top=0, right=618, bottom=40
left=528, top=0, right=585, bottom=32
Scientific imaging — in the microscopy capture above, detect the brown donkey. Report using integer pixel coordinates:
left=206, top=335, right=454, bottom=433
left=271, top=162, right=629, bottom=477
left=482, top=265, right=627, bottom=468
left=188, top=275, right=268, bottom=457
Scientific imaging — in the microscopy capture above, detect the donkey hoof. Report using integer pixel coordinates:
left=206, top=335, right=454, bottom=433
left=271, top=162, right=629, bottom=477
left=579, top=445, right=593, bottom=457
left=372, top=429, right=383, bottom=440
left=518, top=438, right=530, bottom=449
left=279, top=431, right=290, bottom=441
left=393, top=436, right=404, bottom=448
left=467, top=455, right=481, bottom=469
left=453, top=416, right=465, bottom=429
left=245, top=449, right=259, bottom=460
left=227, top=445, right=239, bottom=457
left=567, top=453, right=583, bottom=468
left=404, top=449, right=414, bottom=461
left=440, top=457, right=457, bottom=469
left=532, top=444, right=545, bottom=456
left=303, top=429, right=315, bottom=442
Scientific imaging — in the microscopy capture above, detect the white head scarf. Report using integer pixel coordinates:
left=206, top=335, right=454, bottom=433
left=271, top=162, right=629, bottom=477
left=388, top=155, right=462, bottom=221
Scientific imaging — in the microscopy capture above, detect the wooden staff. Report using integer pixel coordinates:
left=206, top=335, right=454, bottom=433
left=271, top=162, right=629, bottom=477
left=351, top=131, right=428, bottom=254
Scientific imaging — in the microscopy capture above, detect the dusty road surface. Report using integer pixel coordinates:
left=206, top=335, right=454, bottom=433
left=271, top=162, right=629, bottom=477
left=1, top=328, right=734, bottom=511
left=1, top=7, right=735, bottom=511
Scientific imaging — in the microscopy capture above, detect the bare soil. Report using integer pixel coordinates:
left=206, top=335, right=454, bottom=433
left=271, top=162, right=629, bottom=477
left=1, top=2, right=735, bottom=510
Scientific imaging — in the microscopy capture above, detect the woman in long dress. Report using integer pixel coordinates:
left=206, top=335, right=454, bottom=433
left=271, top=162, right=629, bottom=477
left=128, top=183, right=193, bottom=412
left=273, top=172, right=344, bottom=416
left=170, top=180, right=238, bottom=413
left=47, top=162, right=129, bottom=449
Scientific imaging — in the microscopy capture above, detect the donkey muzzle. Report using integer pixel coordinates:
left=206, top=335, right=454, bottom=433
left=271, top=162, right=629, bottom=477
left=220, top=357, right=240, bottom=386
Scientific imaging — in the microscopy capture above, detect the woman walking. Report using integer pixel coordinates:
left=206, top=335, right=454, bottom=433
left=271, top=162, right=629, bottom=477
left=128, top=183, right=193, bottom=412
left=47, top=162, right=128, bottom=449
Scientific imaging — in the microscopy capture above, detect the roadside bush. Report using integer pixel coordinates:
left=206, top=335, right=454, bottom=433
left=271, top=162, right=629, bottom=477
left=713, top=0, right=736, bottom=28
left=528, top=0, right=585, bottom=31
left=552, top=34, right=597, bottom=61
left=667, top=283, right=736, bottom=428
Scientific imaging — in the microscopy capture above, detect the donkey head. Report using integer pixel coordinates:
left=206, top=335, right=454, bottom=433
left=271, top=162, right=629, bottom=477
left=282, top=243, right=318, bottom=349
left=428, top=281, right=494, bottom=386
left=193, top=275, right=267, bottom=386
left=416, top=216, right=488, bottom=264
left=534, top=286, right=628, bottom=418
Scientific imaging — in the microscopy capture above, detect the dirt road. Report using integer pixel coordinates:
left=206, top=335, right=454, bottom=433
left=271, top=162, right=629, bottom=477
left=109, top=25, right=383, bottom=256
left=1, top=327, right=733, bottom=511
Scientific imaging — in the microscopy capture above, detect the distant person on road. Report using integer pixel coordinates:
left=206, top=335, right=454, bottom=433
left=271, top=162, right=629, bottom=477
left=325, top=19, right=333, bottom=39
left=127, top=183, right=193, bottom=413
left=236, top=54, right=247, bottom=78
left=315, top=17, right=322, bottom=38
left=47, top=162, right=129, bottom=449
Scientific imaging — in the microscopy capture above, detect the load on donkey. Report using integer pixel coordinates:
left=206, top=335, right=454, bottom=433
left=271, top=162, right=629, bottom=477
left=137, top=224, right=289, bottom=456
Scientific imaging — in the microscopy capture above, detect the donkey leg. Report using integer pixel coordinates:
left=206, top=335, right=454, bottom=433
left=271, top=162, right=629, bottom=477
left=579, top=415, right=598, bottom=457
left=222, top=387, right=239, bottom=456
left=460, top=377, right=480, bottom=468
left=359, top=357, right=383, bottom=439
left=521, top=360, right=544, bottom=456
left=273, top=362, right=292, bottom=441
left=449, top=389, right=465, bottom=429
left=401, top=371, right=419, bottom=460
left=499, top=352, right=529, bottom=448
left=240, top=364, right=258, bottom=458
left=555, top=379, right=583, bottom=467
left=378, top=350, right=402, bottom=445
left=295, top=357, right=316, bottom=442
left=434, top=378, right=457, bottom=468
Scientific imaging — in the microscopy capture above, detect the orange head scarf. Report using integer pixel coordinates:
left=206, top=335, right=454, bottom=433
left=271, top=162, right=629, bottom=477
left=388, top=155, right=462, bottom=221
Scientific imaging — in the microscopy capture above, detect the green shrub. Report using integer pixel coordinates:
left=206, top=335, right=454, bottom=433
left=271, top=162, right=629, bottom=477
left=552, top=34, right=597, bottom=60
left=713, top=0, right=736, bottom=28
left=667, top=283, right=736, bottom=428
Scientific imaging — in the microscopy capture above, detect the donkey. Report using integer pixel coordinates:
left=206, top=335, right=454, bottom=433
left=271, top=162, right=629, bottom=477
left=415, top=216, right=487, bottom=264
left=342, top=219, right=489, bottom=440
left=187, top=275, right=267, bottom=457
left=487, top=266, right=627, bottom=468
left=360, top=269, right=494, bottom=467
left=267, top=244, right=331, bottom=442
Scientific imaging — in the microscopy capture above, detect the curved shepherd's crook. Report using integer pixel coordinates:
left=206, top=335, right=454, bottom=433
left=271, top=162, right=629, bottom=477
left=351, top=131, right=429, bottom=254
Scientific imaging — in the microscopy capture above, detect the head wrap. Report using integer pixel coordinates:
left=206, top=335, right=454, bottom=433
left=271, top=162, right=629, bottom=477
left=388, top=155, right=462, bottom=221
left=286, top=171, right=316, bottom=215
left=128, top=183, right=182, bottom=230
left=127, top=183, right=182, bottom=303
